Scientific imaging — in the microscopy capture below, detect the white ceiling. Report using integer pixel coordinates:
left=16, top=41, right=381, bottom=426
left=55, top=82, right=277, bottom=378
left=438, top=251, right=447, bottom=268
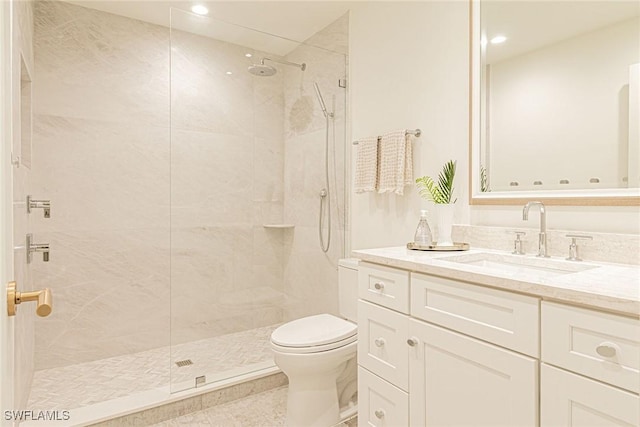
left=483, top=1, right=640, bottom=64
left=66, top=1, right=353, bottom=55
left=63, top=1, right=640, bottom=62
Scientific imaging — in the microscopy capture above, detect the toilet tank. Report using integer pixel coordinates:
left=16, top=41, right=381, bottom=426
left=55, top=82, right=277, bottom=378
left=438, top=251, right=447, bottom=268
left=338, top=258, right=359, bottom=322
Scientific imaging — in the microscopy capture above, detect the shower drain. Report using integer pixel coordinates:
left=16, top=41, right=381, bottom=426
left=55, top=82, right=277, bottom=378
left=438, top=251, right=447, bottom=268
left=175, top=359, right=193, bottom=367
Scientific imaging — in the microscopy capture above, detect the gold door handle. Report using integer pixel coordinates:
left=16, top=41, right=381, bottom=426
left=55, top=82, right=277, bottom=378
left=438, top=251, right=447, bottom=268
left=7, top=281, right=53, bottom=317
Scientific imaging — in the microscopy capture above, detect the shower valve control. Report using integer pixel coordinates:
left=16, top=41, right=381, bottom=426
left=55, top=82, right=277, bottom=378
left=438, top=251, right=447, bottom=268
left=27, top=195, right=51, bottom=218
left=27, top=234, right=50, bottom=263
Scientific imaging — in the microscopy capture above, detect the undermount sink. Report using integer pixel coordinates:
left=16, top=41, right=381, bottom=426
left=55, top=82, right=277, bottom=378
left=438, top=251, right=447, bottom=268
left=439, top=252, right=598, bottom=279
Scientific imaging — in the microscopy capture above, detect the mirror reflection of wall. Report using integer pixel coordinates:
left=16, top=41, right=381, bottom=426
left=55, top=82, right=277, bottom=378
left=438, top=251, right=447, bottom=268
left=480, top=1, right=640, bottom=192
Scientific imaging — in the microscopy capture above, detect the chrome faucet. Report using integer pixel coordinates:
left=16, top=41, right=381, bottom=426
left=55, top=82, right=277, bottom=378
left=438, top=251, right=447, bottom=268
left=522, top=201, right=549, bottom=257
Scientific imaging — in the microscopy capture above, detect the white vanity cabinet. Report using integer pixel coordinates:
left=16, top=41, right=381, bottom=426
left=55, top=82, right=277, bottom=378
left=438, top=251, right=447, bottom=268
left=356, top=259, right=640, bottom=427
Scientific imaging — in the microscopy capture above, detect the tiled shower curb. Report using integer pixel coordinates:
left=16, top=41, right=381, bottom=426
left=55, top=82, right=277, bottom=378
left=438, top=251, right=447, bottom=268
left=89, top=372, right=287, bottom=427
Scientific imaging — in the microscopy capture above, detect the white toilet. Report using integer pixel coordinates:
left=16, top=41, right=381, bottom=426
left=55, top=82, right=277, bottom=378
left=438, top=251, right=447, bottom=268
left=271, top=258, right=359, bottom=427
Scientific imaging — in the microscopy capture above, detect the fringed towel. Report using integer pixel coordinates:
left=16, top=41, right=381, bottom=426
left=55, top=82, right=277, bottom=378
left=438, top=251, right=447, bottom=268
left=377, top=130, right=414, bottom=195
left=354, top=136, right=379, bottom=193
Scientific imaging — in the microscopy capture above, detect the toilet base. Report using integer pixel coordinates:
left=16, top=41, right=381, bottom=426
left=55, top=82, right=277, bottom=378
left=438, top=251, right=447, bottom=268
left=284, top=362, right=346, bottom=427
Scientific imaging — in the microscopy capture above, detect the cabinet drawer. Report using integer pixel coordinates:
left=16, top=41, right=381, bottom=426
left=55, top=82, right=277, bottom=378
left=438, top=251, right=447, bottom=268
left=411, top=272, right=540, bottom=357
left=358, top=262, right=409, bottom=314
left=541, top=363, right=639, bottom=426
left=542, top=301, right=640, bottom=393
left=358, top=367, right=408, bottom=427
left=358, top=300, right=409, bottom=391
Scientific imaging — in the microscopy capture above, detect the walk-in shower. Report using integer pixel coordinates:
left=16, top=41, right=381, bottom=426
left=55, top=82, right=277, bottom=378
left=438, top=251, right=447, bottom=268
left=20, top=2, right=348, bottom=421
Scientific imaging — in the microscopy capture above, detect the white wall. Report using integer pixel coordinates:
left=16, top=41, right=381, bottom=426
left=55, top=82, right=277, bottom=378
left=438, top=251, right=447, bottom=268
left=488, top=18, right=639, bottom=192
left=349, top=2, right=639, bottom=249
left=350, top=1, right=470, bottom=249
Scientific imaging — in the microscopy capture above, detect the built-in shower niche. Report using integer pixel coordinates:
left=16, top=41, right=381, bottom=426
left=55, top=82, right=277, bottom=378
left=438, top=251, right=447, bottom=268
left=20, top=55, right=32, bottom=169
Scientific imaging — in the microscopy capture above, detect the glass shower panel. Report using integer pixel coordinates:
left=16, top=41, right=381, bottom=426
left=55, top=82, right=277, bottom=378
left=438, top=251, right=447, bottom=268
left=169, top=8, right=348, bottom=393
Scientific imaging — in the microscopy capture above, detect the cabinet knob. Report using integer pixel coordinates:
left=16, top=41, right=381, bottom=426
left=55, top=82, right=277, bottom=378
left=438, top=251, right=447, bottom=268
left=374, top=337, right=386, bottom=347
left=596, top=342, right=620, bottom=358
left=374, top=281, right=385, bottom=290
left=407, top=337, right=418, bottom=347
left=374, top=409, right=385, bottom=419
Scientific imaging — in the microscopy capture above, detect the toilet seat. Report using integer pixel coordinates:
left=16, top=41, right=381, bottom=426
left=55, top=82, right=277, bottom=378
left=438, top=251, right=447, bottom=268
left=271, top=314, right=357, bottom=354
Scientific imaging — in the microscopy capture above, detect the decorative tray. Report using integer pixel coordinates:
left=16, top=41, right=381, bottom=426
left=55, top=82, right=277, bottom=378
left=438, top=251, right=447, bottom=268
left=407, top=242, right=470, bottom=251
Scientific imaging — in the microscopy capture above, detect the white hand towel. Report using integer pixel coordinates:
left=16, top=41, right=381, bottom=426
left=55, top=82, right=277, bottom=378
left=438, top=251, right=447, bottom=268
left=354, top=136, right=379, bottom=193
left=377, top=130, right=414, bottom=195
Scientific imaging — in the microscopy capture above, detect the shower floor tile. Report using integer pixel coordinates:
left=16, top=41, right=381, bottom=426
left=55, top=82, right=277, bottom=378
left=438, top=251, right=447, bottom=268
left=149, top=386, right=357, bottom=427
left=27, top=324, right=279, bottom=411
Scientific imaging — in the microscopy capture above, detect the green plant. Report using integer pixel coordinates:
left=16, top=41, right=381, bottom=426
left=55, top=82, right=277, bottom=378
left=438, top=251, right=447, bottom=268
left=480, top=165, right=489, bottom=192
left=416, top=160, right=457, bottom=204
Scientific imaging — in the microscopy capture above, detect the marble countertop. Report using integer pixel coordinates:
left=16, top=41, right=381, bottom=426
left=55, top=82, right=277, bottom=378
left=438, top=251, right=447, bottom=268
left=351, top=246, right=640, bottom=317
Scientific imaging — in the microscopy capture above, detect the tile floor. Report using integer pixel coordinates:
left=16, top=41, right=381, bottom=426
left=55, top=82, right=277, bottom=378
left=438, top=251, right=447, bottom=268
left=28, top=325, right=279, bottom=410
left=150, top=386, right=357, bottom=427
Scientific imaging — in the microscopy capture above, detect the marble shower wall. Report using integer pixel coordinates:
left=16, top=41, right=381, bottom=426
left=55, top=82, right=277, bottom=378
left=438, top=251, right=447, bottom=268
left=169, top=27, right=286, bottom=346
left=30, top=2, right=348, bottom=372
left=30, top=1, right=171, bottom=370
left=282, top=14, right=349, bottom=321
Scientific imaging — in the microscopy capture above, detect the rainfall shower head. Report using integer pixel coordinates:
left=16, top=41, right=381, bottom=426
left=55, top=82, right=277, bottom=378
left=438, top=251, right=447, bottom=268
left=248, top=57, right=306, bottom=77
left=248, top=63, right=277, bottom=76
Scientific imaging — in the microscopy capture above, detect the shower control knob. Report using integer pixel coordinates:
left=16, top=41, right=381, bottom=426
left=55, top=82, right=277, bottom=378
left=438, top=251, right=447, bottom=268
left=374, top=282, right=384, bottom=290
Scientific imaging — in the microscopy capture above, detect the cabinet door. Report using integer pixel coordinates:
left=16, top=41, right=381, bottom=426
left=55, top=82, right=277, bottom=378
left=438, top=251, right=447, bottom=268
left=358, top=367, right=408, bottom=427
left=409, top=319, right=538, bottom=427
left=541, top=363, right=639, bottom=426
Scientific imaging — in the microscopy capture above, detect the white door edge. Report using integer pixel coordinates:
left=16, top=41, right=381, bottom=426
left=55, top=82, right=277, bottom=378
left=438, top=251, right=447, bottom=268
left=1, top=0, right=16, bottom=423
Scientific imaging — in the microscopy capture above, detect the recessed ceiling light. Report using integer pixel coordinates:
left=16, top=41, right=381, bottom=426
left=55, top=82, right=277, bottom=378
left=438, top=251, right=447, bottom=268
left=490, top=35, right=507, bottom=44
left=191, top=5, right=209, bottom=15
left=226, top=71, right=233, bottom=75
left=245, top=53, right=252, bottom=58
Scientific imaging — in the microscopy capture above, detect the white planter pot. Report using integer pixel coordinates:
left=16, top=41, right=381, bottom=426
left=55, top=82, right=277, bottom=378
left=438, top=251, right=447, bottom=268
left=435, top=203, right=455, bottom=246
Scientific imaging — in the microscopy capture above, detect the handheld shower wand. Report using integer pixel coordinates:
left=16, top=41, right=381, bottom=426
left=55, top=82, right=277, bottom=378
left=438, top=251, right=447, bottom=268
left=314, top=82, right=334, bottom=253
left=313, top=82, right=333, bottom=119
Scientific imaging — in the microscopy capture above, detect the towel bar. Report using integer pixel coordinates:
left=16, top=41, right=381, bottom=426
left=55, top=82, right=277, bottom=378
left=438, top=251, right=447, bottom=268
left=353, top=128, right=421, bottom=145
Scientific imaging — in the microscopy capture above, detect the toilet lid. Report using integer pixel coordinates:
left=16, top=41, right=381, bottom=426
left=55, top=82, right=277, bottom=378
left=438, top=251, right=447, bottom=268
left=271, top=314, right=357, bottom=348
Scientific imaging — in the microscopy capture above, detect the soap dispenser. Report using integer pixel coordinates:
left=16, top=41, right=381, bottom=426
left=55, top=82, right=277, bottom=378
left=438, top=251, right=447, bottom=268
left=414, top=210, right=433, bottom=246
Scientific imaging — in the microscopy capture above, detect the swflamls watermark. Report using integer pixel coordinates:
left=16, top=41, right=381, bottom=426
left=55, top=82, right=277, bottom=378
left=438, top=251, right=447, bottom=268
left=4, top=410, right=71, bottom=422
